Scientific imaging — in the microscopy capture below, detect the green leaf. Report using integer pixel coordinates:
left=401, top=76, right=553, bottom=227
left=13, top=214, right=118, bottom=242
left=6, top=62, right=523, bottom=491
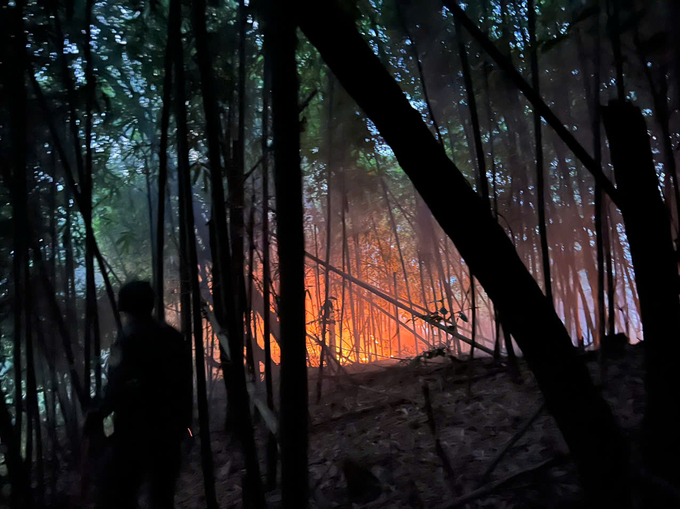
left=101, top=83, right=116, bottom=98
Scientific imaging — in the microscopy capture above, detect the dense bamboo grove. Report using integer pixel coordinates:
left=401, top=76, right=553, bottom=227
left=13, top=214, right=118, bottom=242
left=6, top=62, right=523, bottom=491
left=1, top=0, right=679, bottom=506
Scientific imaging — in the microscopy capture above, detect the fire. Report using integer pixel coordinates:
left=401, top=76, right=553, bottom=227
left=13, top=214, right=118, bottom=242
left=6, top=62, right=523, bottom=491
left=183, top=226, right=642, bottom=379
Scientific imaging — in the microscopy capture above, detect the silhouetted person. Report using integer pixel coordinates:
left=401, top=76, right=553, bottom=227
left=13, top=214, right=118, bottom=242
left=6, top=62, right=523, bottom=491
left=96, top=281, right=192, bottom=509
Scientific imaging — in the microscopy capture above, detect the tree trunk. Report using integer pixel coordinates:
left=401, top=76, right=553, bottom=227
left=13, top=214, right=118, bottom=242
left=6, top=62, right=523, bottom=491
left=340, top=169, right=361, bottom=361
left=155, top=26, right=173, bottom=322
left=594, top=72, right=606, bottom=350
left=268, top=2, right=308, bottom=505
left=11, top=147, right=25, bottom=464
left=468, top=273, right=477, bottom=366
left=608, top=0, right=626, bottom=101
left=9, top=12, right=77, bottom=500
left=41, top=354, right=60, bottom=503
left=0, top=383, right=28, bottom=508
left=260, top=45, right=278, bottom=491
left=8, top=3, right=28, bottom=447
left=145, top=158, right=157, bottom=289
left=350, top=210, right=366, bottom=359
left=191, top=0, right=266, bottom=501
left=298, top=5, right=630, bottom=504
left=393, top=273, right=402, bottom=357
left=338, top=201, right=347, bottom=361
left=35, top=318, right=80, bottom=457
left=379, top=174, right=418, bottom=354
left=527, top=0, right=552, bottom=303
left=245, top=195, right=259, bottom=383
left=48, top=152, right=58, bottom=286
left=602, top=100, right=680, bottom=495
left=478, top=11, right=506, bottom=361
left=230, top=0, right=247, bottom=373
left=83, top=0, right=101, bottom=401
left=603, top=210, right=616, bottom=336
left=316, top=73, right=334, bottom=403
left=171, top=0, right=218, bottom=506
left=650, top=68, right=680, bottom=230
left=24, top=266, right=44, bottom=505
left=454, top=18, right=489, bottom=204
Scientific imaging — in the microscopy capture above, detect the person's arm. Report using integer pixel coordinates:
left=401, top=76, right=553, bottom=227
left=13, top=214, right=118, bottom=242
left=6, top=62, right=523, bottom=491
left=164, top=326, right=193, bottom=432
left=98, top=334, right=127, bottom=418
left=180, top=334, right=193, bottom=431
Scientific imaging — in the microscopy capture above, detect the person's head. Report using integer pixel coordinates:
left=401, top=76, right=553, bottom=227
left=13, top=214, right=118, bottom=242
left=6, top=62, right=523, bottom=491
left=118, top=280, right=155, bottom=319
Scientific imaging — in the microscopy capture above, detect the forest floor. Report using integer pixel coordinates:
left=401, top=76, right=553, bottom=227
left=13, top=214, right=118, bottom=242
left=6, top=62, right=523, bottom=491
left=169, top=343, right=645, bottom=509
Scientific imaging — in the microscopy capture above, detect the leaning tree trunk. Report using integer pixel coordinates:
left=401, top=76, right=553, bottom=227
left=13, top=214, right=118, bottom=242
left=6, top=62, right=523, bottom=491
left=602, top=100, right=680, bottom=495
left=267, top=1, right=308, bottom=506
left=298, top=3, right=630, bottom=505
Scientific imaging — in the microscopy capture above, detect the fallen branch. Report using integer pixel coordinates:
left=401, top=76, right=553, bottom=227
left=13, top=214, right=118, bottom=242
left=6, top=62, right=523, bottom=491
left=637, top=468, right=680, bottom=505
left=307, top=333, right=355, bottom=381
left=450, top=367, right=505, bottom=386
left=202, top=302, right=279, bottom=436
left=305, top=251, right=494, bottom=355
left=298, top=89, right=318, bottom=112
left=367, top=297, right=434, bottom=354
left=244, top=154, right=265, bottom=181
left=480, top=402, right=546, bottom=482
left=312, top=397, right=412, bottom=432
left=422, top=382, right=457, bottom=494
left=441, top=454, right=569, bottom=509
